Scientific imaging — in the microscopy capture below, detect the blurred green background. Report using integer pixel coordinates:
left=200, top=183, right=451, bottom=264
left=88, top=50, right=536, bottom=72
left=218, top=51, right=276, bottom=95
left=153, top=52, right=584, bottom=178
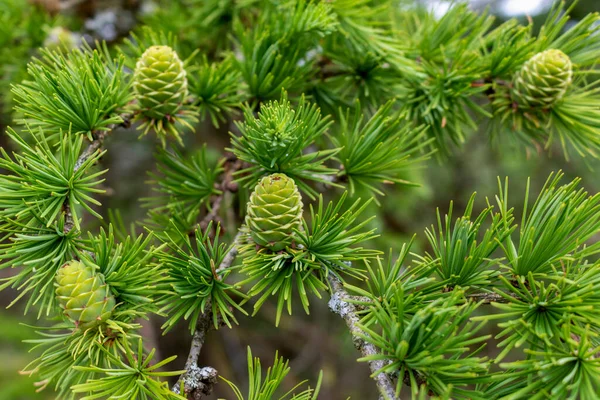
left=0, top=0, right=599, bottom=399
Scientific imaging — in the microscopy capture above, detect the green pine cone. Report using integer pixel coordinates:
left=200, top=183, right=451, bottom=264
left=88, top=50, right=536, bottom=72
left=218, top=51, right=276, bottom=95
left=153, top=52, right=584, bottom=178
left=55, top=260, right=116, bottom=329
left=512, top=49, right=573, bottom=109
left=133, top=45, right=188, bottom=120
left=246, top=174, right=303, bottom=251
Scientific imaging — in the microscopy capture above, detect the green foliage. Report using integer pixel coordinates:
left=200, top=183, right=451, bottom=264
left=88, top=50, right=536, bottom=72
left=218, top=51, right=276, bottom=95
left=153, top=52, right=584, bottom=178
left=157, top=222, right=246, bottom=333
left=140, top=0, right=258, bottom=57
left=489, top=3, right=600, bottom=159
left=345, top=172, right=600, bottom=399
left=479, top=265, right=600, bottom=362
left=360, top=291, right=490, bottom=398
left=535, top=2, right=600, bottom=67
left=482, top=20, right=534, bottom=79
left=221, top=347, right=322, bottom=400
left=233, top=0, right=337, bottom=102
left=133, top=0, right=600, bottom=159
left=230, top=91, right=338, bottom=197
left=331, top=101, right=431, bottom=196
left=12, top=45, right=130, bottom=140
left=345, top=244, right=441, bottom=326
left=498, top=172, right=600, bottom=276
left=499, top=326, right=600, bottom=399
left=84, top=226, right=164, bottom=317
left=143, top=146, right=223, bottom=236
left=22, top=319, right=141, bottom=398
left=296, top=193, right=379, bottom=272
left=0, top=128, right=106, bottom=230
left=0, top=128, right=108, bottom=315
left=189, top=55, right=246, bottom=127
left=398, top=4, right=493, bottom=152
left=0, top=220, right=79, bottom=315
left=238, top=235, right=329, bottom=326
left=0, top=311, right=56, bottom=399
left=317, top=37, right=407, bottom=112
left=422, top=194, right=515, bottom=289
left=19, top=223, right=168, bottom=397
left=71, top=340, right=185, bottom=400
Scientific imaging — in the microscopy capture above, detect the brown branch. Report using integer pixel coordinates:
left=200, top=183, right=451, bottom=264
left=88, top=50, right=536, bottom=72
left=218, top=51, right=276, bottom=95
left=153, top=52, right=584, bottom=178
left=63, top=115, right=131, bottom=234
left=324, top=277, right=512, bottom=399
left=172, top=232, right=242, bottom=399
left=198, top=158, right=241, bottom=232
left=198, top=195, right=224, bottom=231
left=327, top=275, right=398, bottom=400
left=173, top=156, right=244, bottom=398
left=467, top=291, right=513, bottom=304
left=171, top=301, right=219, bottom=400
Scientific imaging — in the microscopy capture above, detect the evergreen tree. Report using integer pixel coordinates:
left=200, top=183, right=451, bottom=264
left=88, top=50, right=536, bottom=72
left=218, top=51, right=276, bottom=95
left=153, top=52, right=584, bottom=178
left=1, top=1, right=600, bottom=399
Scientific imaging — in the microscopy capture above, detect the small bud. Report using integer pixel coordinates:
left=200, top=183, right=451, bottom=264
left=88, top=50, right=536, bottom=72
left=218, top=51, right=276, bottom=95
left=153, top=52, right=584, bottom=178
left=133, top=45, right=188, bottom=121
left=246, top=174, right=303, bottom=251
left=55, top=260, right=116, bottom=330
left=512, top=49, right=573, bottom=109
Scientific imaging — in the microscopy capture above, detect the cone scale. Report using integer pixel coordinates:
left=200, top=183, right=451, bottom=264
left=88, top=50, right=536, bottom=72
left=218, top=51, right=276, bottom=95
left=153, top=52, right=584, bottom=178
left=55, top=261, right=116, bottom=330
left=133, top=45, right=188, bottom=120
left=512, top=49, right=573, bottom=109
left=246, top=174, right=303, bottom=251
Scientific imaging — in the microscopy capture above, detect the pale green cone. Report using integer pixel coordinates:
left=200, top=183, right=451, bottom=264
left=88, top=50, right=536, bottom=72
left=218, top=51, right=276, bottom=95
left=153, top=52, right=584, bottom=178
left=133, top=45, right=188, bottom=120
left=246, top=174, right=303, bottom=251
left=512, top=49, right=573, bottom=109
left=55, top=260, right=116, bottom=329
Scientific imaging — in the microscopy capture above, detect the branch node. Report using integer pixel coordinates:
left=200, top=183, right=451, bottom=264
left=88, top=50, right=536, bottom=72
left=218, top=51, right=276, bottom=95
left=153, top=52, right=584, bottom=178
left=173, top=365, right=218, bottom=400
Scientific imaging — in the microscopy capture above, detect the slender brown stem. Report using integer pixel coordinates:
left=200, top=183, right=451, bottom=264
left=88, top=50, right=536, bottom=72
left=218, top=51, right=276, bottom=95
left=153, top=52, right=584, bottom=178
left=199, top=195, right=224, bottom=231
left=198, top=158, right=241, bottom=232
left=171, top=155, right=244, bottom=399
left=63, top=115, right=131, bottom=234
left=467, top=291, right=513, bottom=304
left=327, top=275, right=398, bottom=400
left=172, top=232, right=241, bottom=399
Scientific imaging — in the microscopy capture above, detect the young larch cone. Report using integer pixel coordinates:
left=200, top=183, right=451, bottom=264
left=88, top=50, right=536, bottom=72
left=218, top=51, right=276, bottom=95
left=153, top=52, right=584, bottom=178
left=246, top=173, right=303, bottom=251
left=512, top=49, right=573, bottom=109
left=133, top=45, right=188, bottom=120
left=55, top=260, right=116, bottom=330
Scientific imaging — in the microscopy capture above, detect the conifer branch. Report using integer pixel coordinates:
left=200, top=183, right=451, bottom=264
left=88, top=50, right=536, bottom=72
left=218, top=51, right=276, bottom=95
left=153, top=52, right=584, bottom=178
left=327, top=275, right=398, bottom=400
left=199, top=158, right=241, bottom=232
left=467, top=291, right=512, bottom=304
left=63, top=114, right=132, bottom=234
left=72, top=131, right=108, bottom=173
left=173, top=302, right=219, bottom=400
left=171, top=157, right=242, bottom=398
left=173, top=231, right=241, bottom=399
left=198, top=195, right=224, bottom=231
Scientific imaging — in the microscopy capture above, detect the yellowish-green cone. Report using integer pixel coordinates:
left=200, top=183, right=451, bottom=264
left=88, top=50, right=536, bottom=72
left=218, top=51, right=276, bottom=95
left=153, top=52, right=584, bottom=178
left=133, top=45, right=188, bottom=120
left=246, top=174, right=303, bottom=251
left=55, top=260, right=116, bottom=330
left=512, top=49, right=573, bottom=109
